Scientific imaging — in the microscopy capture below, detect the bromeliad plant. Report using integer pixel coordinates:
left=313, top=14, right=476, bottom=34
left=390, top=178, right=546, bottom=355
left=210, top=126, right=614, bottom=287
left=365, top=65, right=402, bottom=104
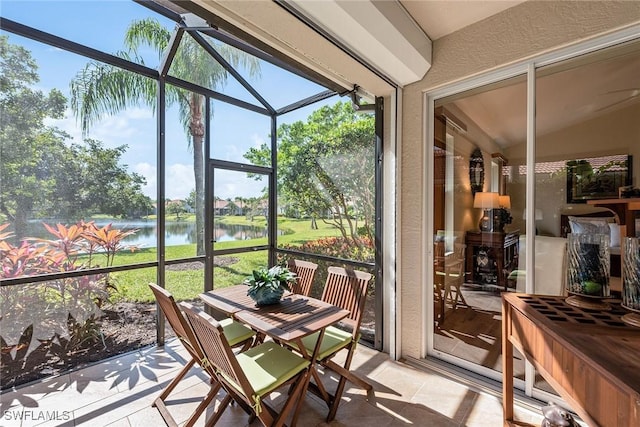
left=0, top=220, right=139, bottom=387
left=244, top=264, right=297, bottom=306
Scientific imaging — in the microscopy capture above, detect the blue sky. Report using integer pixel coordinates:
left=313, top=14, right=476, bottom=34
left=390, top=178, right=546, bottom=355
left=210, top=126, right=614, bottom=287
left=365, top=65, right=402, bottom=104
left=1, top=0, right=340, bottom=200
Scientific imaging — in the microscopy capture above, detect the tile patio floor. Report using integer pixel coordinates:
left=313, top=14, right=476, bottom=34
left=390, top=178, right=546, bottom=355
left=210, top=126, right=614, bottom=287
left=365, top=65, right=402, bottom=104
left=1, top=339, right=545, bottom=426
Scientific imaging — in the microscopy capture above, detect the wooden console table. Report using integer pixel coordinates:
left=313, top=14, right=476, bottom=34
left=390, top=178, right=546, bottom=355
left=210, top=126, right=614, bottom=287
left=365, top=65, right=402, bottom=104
left=502, top=293, right=640, bottom=427
left=465, top=230, right=519, bottom=290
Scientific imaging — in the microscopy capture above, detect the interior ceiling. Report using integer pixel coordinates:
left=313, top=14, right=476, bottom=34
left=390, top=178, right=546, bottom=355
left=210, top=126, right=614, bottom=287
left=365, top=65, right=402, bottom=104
left=449, top=45, right=640, bottom=147
left=400, top=1, right=640, bottom=147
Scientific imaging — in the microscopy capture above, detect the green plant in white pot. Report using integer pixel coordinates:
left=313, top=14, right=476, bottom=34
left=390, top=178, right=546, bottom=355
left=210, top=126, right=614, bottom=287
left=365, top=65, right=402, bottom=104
left=244, top=264, right=297, bottom=306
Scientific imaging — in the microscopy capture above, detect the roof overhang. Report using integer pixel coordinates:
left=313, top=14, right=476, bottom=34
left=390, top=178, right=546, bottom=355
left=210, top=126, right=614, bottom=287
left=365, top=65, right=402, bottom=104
left=172, top=0, right=399, bottom=97
left=280, top=0, right=432, bottom=87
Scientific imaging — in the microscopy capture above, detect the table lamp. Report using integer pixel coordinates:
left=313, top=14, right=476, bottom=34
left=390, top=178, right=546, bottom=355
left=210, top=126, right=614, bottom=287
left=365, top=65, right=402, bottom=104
left=474, top=192, right=499, bottom=232
left=499, top=195, right=511, bottom=210
left=495, top=195, right=513, bottom=232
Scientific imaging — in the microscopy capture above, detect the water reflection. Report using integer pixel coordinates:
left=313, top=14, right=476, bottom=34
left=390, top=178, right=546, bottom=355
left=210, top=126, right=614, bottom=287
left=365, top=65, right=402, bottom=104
left=22, top=220, right=268, bottom=248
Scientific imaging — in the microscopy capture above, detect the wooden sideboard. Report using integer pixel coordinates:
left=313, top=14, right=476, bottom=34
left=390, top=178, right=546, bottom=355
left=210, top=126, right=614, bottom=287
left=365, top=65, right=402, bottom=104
left=502, top=293, right=640, bottom=427
left=465, top=230, right=519, bottom=290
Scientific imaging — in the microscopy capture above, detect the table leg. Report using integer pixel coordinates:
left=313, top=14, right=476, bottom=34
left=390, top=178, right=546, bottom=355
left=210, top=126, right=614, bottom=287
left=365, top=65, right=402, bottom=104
left=502, top=297, right=514, bottom=426
left=497, top=248, right=506, bottom=290
left=291, top=329, right=328, bottom=426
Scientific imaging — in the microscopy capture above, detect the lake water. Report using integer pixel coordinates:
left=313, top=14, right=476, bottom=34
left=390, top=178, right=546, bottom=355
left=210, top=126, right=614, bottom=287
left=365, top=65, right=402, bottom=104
left=21, top=220, right=268, bottom=248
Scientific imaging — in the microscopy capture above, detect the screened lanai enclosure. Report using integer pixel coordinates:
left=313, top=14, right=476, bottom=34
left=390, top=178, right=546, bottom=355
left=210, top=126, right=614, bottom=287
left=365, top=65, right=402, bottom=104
left=0, top=0, right=383, bottom=390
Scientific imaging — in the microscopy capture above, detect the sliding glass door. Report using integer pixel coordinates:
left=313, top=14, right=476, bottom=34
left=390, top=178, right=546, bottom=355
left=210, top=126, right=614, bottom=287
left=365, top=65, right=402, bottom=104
left=429, top=36, right=640, bottom=398
left=431, top=76, right=527, bottom=383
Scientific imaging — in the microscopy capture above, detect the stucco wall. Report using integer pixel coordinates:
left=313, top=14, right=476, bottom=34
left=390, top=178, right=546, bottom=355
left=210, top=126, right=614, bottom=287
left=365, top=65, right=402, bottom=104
left=400, top=1, right=640, bottom=359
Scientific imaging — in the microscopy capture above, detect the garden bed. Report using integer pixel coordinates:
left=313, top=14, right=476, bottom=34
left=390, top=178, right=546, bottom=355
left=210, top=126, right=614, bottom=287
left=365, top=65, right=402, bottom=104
left=1, top=302, right=160, bottom=390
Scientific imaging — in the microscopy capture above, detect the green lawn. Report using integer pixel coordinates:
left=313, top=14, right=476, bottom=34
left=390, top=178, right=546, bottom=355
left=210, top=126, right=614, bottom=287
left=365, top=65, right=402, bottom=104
left=108, top=216, right=341, bottom=303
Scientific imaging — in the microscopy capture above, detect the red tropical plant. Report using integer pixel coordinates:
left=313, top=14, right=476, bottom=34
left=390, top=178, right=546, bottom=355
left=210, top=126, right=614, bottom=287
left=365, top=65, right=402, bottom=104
left=0, top=221, right=140, bottom=381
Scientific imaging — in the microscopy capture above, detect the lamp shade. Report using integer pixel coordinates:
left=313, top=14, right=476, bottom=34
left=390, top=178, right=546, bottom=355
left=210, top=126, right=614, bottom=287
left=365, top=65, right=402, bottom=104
left=498, top=195, right=511, bottom=209
left=474, top=192, right=500, bottom=209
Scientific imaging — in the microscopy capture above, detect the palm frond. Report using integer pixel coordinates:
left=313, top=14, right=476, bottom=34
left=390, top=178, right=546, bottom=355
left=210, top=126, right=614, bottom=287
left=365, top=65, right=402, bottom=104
left=124, top=18, right=172, bottom=60
left=69, top=17, right=261, bottom=138
left=70, top=55, right=156, bottom=135
left=215, top=43, right=262, bottom=80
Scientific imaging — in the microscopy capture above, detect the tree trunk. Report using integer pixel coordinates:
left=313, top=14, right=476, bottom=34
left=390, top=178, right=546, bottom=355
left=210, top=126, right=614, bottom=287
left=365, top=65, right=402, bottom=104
left=12, top=209, right=29, bottom=244
left=189, top=94, right=206, bottom=256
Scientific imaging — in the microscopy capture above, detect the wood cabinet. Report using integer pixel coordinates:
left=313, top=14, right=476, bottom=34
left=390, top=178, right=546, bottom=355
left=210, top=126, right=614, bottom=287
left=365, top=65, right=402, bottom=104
left=465, top=230, right=519, bottom=290
left=502, top=293, right=640, bottom=426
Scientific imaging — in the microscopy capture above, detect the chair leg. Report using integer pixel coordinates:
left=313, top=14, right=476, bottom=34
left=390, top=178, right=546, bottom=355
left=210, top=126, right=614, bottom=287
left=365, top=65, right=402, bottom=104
left=444, top=283, right=456, bottom=309
left=286, top=369, right=312, bottom=427
left=203, top=392, right=232, bottom=427
left=153, top=357, right=198, bottom=427
left=325, top=347, right=371, bottom=422
left=456, top=283, right=467, bottom=306
left=155, top=357, right=196, bottom=402
left=311, top=366, right=331, bottom=403
left=450, top=281, right=467, bottom=308
left=434, top=283, right=445, bottom=325
left=324, top=359, right=372, bottom=391
left=445, top=281, right=467, bottom=309
left=184, top=382, right=221, bottom=427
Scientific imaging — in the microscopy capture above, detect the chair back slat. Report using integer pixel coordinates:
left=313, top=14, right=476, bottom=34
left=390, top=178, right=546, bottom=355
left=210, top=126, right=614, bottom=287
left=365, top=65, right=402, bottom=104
left=180, top=302, right=254, bottom=397
left=287, top=259, right=318, bottom=296
left=322, top=267, right=371, bottom=331
left=148, top=283, right=204, bottom=361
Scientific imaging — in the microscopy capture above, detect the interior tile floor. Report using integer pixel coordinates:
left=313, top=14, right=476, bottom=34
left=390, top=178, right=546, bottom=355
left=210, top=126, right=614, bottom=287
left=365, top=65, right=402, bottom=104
left=1, top=339, right=546, bottom=427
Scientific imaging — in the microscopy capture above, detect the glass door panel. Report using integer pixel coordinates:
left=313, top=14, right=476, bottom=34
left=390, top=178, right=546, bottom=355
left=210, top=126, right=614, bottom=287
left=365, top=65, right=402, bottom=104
left=533, top=38, right=640, bottom=396
left=209, top=165, right=271, bottom=288
left=432, top=75, right=527, bottom=382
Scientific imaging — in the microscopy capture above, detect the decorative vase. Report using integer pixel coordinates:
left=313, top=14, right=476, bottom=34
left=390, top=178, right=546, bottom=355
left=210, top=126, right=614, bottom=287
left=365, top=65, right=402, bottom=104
left=622, top=237, right=640, bottom=327
left=244, top=265, right=296, bottom=306
left=566, top=233, right=611, bottom=310
left=247, top=285, right=285, bottom=306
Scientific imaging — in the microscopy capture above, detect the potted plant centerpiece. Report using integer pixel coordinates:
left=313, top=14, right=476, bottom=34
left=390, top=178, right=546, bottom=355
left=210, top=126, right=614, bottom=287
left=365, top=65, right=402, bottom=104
left=244, top=264, right=297, bottom=306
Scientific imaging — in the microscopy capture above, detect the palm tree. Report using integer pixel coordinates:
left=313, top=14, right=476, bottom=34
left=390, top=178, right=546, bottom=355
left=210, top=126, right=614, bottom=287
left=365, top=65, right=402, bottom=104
left=70, top=18, right=260, bottom=255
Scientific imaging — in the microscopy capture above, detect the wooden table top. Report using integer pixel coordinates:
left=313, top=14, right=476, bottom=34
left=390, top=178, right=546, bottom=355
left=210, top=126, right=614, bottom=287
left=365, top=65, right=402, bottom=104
left=200, top=286, right=350, bottom=342
left=200, top=285, right=256, bottom=315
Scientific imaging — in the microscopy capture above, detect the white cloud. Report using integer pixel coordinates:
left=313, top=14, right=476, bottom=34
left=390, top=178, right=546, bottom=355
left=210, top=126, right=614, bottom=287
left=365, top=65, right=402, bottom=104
left=166, top=163, right=194, bottom=200
left=214, top=169, right=265, bottom=200
left=137, top=162, right=262, bottom=201
left=251, top=133, right=265, bottom=147
left=91, top=108, right=153, bottom=141
left=44, top=107, right=262, bottom=202
left=135, top=162, right=195, bottom=200
left=134, top=162, right=157, bottom=199
left=123, top=107, right=153, bottom=120
left=43, top=109, right=83, bottom=143
left=44, top=107, right=154, bottom=147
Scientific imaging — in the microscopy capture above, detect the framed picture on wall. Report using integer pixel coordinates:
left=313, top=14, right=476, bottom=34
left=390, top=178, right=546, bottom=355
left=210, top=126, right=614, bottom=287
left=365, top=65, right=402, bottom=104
left=566, top=154, right=632, bottom=203
left=469, top=147, right=484, bottom=197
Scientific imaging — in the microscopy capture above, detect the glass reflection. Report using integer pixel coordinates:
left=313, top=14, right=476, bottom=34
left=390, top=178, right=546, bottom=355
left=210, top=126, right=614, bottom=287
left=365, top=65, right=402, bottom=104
left=432, top=76, right=526, bottom=381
